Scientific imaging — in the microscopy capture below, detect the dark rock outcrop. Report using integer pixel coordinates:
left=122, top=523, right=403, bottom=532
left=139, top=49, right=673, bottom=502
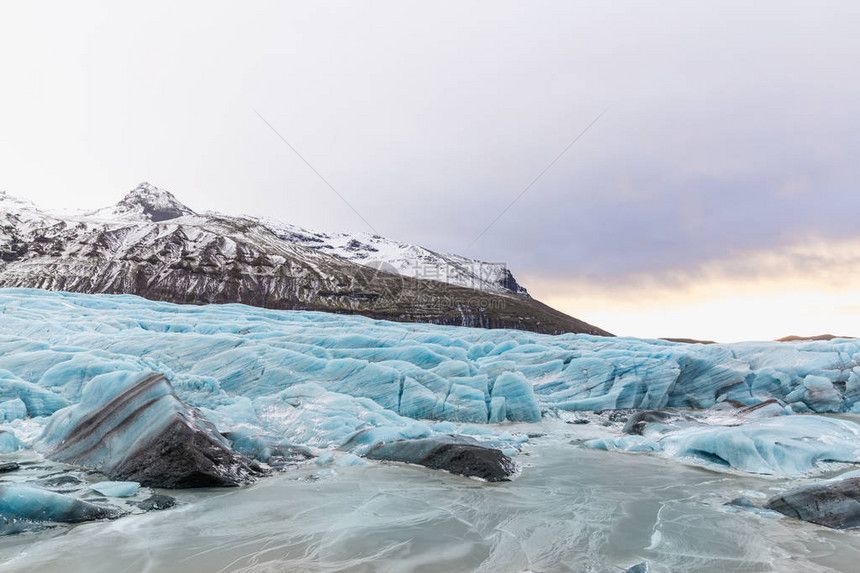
left=108, top=417, right=264, bottom=488
left=30, top=475, right=83, bottom=493
left=41, top=371, right=264, bottom=488
left=0, top=462, right=19, bottom=474
left=136, top=494, right=177, bottom=511
left=764, top=476, right=860, bottom=529
left=622, top=410, right=675, bottom=435
left=726, top=497, right=757, bottom=509
left=366, top=435, right=517, bottom=482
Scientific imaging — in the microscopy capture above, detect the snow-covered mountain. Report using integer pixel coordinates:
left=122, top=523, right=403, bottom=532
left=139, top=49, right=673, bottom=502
left=255, top=216, right=528, bottom=295
left=0, top=183, right=608, bottom=335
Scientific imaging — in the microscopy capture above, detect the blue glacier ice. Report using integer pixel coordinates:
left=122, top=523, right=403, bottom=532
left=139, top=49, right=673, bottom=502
left=0, top=399, right=27, bottom=422
left=0, top=368, right=69, bottom=417
left=0, top=429, right=20, bottom=454
left=585, top=403, right=860, bottom=475
left=0, top=287, right=857, bottom=482
left=224, top=431, right=314, bottom=468
left=334, top=453, right=371, bottom=467
left=0, top=484, right=124, bottom=527
left=89, top=481, right=140, bottom=498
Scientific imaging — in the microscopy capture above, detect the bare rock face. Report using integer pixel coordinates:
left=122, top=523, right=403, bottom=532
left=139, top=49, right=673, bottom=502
left=764, top=476, right=860, bottom=529
left=365, top=435, right=517, bottom=482
left=41, top=371, right=264, bottom=488
left=106, top=416, right=265, bottom=488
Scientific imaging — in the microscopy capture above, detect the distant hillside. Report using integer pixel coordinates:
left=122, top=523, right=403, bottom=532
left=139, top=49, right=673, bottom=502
left=776, top=334, right=855, bottom=342
left=661, top=337, right=717, bottom=345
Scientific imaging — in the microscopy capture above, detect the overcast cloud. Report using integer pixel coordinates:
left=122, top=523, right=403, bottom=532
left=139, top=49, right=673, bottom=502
left=1, top=1, right=858, bottom=337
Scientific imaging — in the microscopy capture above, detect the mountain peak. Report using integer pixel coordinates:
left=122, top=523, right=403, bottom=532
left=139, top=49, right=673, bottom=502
left=116, top=183, right=195, bottom=222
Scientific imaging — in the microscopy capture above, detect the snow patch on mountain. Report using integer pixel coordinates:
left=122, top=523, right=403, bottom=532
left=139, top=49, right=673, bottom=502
left=256, top=216, right=528, bottom=295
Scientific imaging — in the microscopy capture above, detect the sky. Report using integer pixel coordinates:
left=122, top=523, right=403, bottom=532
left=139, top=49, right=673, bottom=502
left=1, top=1, right=858, bottom=342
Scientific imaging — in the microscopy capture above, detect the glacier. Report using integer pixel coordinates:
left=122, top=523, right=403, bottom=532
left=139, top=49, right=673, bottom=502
left=0, top=288, right=860, bottom=569
left=0, top=288, right=858, bottom=464
left=89, top=482, right=140, bottom=498
left=0, top=289, right=857, bottom=429
left=0, top=287, right=860, bottom=543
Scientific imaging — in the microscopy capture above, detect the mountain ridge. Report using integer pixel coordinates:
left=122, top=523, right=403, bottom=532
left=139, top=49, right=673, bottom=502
left=0, top=183, right=610, bottom=336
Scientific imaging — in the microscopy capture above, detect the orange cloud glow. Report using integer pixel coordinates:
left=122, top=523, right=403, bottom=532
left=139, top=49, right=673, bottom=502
left=523, top=235, right=860, bottom=342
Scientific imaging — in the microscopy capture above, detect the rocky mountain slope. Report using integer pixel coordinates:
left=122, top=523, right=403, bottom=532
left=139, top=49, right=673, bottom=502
left=0, top=183, right=609, bottom=335
left=255, top=217, right=529, bottom=295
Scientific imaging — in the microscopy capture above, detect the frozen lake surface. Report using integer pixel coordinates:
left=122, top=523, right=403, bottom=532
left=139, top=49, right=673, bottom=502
left=3, top=418, right=860, bottom=572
